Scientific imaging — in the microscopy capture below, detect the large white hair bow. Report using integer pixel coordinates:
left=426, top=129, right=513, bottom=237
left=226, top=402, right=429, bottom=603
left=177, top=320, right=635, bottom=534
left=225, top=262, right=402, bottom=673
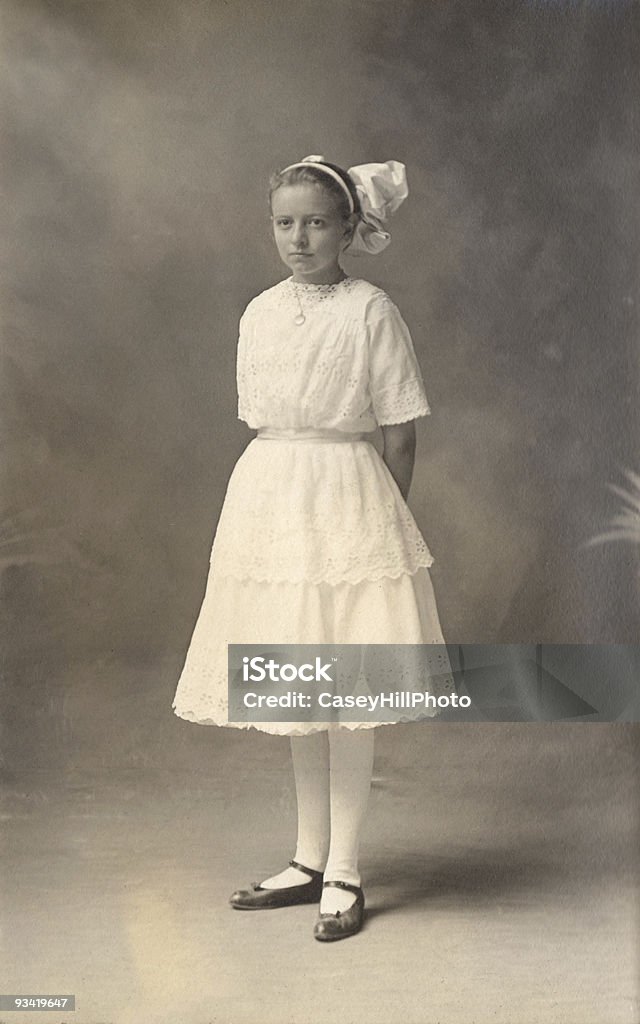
left=347, top=160, right=408, bottom=255
left=294, top=156, right=409, bottom=256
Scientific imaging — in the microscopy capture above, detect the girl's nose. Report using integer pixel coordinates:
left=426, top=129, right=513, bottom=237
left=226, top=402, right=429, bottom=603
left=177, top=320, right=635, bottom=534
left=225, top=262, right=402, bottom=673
left=293, top=222, right=308, bottom=247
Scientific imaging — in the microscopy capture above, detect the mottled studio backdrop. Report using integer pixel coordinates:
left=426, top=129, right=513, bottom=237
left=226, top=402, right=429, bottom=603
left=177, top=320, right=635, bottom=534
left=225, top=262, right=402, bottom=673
left=2, top=0, right=639, bottom=770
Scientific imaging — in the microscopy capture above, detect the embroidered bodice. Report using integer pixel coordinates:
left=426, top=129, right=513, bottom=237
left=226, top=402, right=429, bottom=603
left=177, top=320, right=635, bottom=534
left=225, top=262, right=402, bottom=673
left=236, top=276, right=430, bottom=433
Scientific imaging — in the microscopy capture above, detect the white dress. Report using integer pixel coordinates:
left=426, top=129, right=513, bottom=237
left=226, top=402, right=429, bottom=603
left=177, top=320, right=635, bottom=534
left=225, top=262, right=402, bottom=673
left=172, top=276, right=455, bottom=734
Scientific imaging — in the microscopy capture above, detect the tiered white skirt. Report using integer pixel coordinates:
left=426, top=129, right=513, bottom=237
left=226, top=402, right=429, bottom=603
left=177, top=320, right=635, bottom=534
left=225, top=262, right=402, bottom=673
left=172, top=430, right=454, bottom=734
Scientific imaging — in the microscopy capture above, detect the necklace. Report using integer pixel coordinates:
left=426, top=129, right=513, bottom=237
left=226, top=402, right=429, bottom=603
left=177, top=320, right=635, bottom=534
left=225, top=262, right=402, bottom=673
left=293, top=284, right=306, bottom=326
left=291, top=275, right=347, bottom=326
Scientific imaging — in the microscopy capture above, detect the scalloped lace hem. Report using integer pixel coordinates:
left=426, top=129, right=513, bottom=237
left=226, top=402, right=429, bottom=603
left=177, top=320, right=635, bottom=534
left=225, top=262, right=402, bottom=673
left=211, top=555, right=435, bottom=586
left=171, top=706, right=443, bottom=733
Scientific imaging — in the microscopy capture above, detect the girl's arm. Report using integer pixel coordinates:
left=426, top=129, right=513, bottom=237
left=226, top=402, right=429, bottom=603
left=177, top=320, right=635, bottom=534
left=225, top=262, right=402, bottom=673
left=381, top=421, right=416, bottom=501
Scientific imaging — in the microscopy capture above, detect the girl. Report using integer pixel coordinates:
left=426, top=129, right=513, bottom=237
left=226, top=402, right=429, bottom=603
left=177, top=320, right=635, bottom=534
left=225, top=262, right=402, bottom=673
left=172, top=155, right=454, bottom=941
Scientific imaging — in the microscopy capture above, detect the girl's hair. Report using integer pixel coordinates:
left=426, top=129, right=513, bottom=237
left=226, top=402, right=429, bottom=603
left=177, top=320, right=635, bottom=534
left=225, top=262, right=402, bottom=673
left=268, top=161, right=362, bottom=221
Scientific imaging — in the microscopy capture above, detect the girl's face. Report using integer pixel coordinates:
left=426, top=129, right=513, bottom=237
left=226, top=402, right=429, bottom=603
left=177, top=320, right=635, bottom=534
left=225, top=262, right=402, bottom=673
left=271, top=183, right=353, bottom=284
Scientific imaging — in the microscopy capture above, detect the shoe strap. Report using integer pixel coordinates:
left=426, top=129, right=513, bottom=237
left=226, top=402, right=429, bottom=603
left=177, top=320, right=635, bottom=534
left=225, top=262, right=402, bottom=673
left=322, top=879, right=362, bottom=896
left=289, top=859, right=323, bottom=880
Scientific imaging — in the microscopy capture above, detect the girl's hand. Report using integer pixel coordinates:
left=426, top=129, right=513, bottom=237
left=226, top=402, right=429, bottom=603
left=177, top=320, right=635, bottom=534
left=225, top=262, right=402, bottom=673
left=381, top=421, right=416, bottom=501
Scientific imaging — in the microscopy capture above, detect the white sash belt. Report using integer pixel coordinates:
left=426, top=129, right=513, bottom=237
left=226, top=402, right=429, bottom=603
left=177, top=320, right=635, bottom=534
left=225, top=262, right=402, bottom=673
left=257, top=428, right=366, bottom=443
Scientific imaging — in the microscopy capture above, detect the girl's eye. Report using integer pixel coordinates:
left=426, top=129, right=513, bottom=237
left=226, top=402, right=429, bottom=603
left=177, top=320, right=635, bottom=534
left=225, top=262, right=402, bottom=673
left=309, top=219, right=324, bottom=227
left=275, top=218, right=291, bottom=227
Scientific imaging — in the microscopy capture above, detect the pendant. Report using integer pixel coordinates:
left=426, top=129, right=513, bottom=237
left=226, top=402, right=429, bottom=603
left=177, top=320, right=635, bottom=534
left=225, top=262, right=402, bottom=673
left=294, top=313, right=306, bottom=326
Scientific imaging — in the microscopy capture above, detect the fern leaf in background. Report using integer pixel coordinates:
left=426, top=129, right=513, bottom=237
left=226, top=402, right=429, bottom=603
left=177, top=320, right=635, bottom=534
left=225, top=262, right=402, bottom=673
left=586, top=469, right=640, bottom=550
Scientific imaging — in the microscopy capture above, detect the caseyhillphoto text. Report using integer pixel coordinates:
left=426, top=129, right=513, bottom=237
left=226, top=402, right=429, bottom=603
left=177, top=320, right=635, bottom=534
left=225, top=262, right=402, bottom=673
left=241, top=690, right=472, bottom=711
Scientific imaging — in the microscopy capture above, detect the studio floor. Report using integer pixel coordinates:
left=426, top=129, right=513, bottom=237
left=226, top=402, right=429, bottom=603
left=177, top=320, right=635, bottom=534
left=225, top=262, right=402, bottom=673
left=2, top=723, right=639, bottom=1024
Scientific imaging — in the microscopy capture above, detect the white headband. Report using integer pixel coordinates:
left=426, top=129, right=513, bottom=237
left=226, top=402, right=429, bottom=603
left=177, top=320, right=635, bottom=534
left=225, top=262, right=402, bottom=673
left=279, top=156, right=355, bottom=213
left=276, top=154, right=408, bottom=256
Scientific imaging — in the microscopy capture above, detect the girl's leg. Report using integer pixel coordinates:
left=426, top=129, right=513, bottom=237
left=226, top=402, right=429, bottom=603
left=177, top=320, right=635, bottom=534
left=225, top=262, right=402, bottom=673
left=320, top=728, right=375, bottom=913
left=260, top=731, right=330, bottom=888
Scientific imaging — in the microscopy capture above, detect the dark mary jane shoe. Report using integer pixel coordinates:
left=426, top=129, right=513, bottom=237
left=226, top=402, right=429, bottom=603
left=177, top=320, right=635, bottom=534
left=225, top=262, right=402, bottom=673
left=313, top=880, right=365, bottom=942
left=229, top=859, right=324, bottom=910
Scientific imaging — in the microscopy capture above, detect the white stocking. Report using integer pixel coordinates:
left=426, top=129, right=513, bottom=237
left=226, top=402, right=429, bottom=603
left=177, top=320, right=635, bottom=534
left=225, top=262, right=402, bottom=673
left=321, top=728, right=375, bottom=913
left=291, top=731, right=331, bottom=871
left=260, top=731, right=330, bottom=888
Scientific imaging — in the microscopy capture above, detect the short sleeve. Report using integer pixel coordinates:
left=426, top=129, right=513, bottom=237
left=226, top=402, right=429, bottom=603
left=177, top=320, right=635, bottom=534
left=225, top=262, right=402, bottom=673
left=367, top=295, right=430, bottom=425
left=236, top=305, right=253, bottom=424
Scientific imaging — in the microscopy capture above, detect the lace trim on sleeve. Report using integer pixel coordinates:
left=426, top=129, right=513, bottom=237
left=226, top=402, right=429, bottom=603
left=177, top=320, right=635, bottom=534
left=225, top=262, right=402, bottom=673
left=372, top=376, right=431, bottom=425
